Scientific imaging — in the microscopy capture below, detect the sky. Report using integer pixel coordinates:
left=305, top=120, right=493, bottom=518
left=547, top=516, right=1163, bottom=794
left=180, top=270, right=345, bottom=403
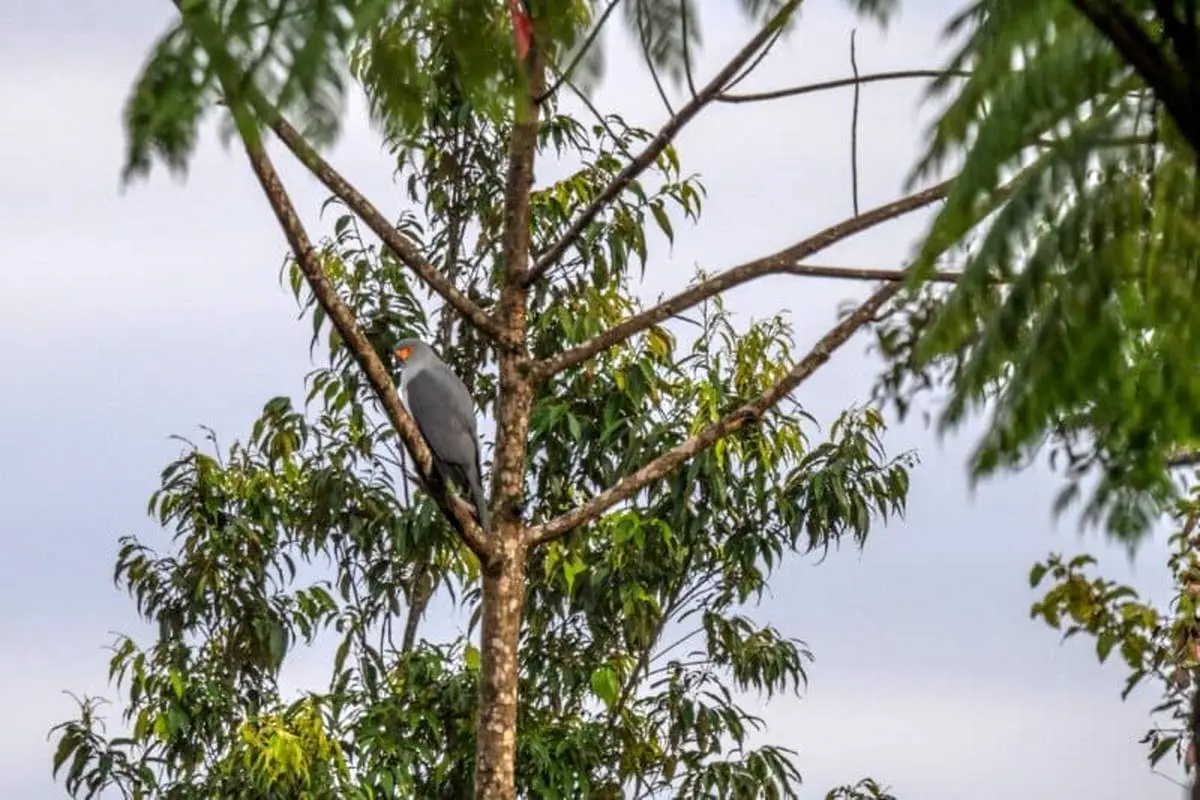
left=0, top=1, right=1189, bottom=798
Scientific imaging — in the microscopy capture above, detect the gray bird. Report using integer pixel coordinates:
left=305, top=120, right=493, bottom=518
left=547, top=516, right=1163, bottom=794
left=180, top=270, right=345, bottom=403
left=392, top=339, right=490, bottom=532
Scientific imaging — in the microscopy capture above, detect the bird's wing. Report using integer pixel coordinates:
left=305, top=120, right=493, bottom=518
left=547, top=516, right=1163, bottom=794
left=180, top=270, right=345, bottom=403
left=403, top=369, right=479, bottom=470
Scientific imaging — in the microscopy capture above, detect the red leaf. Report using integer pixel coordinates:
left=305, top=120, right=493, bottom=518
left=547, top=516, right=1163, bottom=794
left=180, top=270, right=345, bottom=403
left=507, top=0, right=532, bottom=60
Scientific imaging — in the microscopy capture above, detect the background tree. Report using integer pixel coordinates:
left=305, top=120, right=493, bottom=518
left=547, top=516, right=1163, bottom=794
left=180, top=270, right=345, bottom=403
left=865, top=2, right=1200, bottom=794
left=48, top=1, right=958, bottom=797
left=874, top=0, right=1200, bottom=542
left=1020, top=490, right=1200, bottom=796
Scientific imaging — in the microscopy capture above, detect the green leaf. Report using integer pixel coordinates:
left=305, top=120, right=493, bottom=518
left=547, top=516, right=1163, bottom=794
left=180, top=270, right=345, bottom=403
left=590, top=666, right=620, bottom=709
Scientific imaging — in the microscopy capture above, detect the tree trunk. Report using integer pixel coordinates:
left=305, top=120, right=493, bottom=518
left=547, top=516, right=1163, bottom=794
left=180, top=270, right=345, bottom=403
left=472, top=531, right=528, bottom=798
left=472, top=38, right=542, bottom=798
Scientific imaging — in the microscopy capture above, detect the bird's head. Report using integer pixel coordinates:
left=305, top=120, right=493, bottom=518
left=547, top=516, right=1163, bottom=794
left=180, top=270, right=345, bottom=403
left=393, top=338, right=433, bottom=371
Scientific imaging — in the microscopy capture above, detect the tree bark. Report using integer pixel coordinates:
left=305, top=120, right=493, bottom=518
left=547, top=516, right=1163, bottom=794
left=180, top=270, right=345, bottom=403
left=473, top=533, right=529, bottom=798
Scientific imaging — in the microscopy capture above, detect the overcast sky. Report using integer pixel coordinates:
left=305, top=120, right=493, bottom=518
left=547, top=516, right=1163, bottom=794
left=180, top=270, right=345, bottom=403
left=0, top=1, right=1188, bottom=798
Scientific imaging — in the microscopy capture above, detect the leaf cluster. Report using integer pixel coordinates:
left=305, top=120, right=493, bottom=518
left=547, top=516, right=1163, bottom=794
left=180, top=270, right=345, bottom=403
left=1027, top=490, right=1200, bottom=773
left=874, top=0, right=1200, bottom=543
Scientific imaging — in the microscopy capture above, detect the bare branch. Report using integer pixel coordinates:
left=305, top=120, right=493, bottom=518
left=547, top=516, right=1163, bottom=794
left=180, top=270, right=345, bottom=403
left=177, top=0, right=506, bottom=344
left=266, top=115, right=513, bottom=345
left=721, top=18, right=787, bottom=94
left=401, top=564, right=434, bottom=653
left=681, top=0, right=698, bottom=99
left=635, top=0, right=676, bottom=117
left=523, top=0, right=802, bottom=286
left=1169, top=448, right=1200, bottom=468
left=173, top=0, right=493, bottom=559
left=535, top=179, right=952, bottom=379
left=849, top=29, right=861, bottom=216
left=527, top=281, right=903, bottom=545
left=718, top=68, right=971, bottom=105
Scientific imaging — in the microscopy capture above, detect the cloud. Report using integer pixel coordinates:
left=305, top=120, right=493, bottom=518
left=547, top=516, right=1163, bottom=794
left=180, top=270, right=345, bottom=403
left=754, top=676, right=1180, bottom=798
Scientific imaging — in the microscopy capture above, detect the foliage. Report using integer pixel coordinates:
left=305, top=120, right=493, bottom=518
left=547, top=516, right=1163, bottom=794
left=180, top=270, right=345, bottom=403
left=55, top=38, right=913, bottom=796
left=824, top=779, right=898, bottom=800
left=1026, top=490, right=1200, bottom=777
left=121, top=0, right=900, bottom=184
left=874, top=0, right=1200, bottom=543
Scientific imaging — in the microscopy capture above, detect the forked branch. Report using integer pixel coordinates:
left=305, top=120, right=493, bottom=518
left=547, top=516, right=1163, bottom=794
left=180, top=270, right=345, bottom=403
left=267, top=115, right=512, bottom=345
left=172, top=0, right=506, bottom=345
left=534, top=179, right=953, bottom=379
left=177, top=0, right=492, bottom=559
left=240, top=139, right=491, bottom=559
left=522, top=0, right=802, bottom=286
left=526, top=280, right=904, bottom=546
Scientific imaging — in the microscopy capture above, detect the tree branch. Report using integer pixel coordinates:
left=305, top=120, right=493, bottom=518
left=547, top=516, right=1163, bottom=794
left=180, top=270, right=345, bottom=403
left=717, top=68, right=971, bottom=104
left=534, top=179, right=953, bottom=379
left=239, top=140, right=492, bottom=560
left=177, top=0, right=507, bottom=345
left=1071, top=0, right=1200, bottom=152
left=1169, top=448, right=1200, bottom=468
left=849, top=29, right=861, bottom=217
left=526, top=281, right=903, bottom=545
left=401, top=563, right=434, bottom=653
left=522, top=0, right=802, bottom=286
left=266, top=114, right=513, bottom=345
left=536, top=0, right=623, bottom=104
left=635, top=0, right=676, bottom=117
left=174, top=0, right=492, bottom=560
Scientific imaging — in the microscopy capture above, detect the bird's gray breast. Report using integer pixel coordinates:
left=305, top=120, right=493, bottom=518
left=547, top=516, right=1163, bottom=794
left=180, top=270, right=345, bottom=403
left=402, top=366, right=478, bottom=464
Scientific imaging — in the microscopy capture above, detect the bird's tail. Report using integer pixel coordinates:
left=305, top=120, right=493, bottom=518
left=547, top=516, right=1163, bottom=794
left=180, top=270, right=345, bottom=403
left=467, top=471, right=490, bottom=534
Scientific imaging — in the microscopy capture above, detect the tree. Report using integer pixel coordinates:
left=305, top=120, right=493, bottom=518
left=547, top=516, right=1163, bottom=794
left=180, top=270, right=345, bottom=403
left=874, top=0, right=1200, bottom=543
left=1023, top=492, right=1200, bottom=797
left=864, top=3, right=1200, bottom=791
left=50, top=1, right=949, bottom=797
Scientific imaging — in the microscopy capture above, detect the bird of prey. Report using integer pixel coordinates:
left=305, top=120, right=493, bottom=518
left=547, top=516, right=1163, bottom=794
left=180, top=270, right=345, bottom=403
left=392, top=339, right=490, bottom=532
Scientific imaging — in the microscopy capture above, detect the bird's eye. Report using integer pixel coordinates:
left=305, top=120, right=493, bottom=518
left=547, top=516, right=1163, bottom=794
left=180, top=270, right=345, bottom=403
left=395, top=346, right=411, bottom=361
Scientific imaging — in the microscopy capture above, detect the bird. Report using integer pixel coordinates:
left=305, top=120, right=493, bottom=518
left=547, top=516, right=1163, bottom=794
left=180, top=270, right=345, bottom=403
left=392, top=338, right=490, bottom=533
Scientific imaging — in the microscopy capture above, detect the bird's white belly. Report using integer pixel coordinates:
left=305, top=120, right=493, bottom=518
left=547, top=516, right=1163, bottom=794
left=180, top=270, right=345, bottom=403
left=398, top=370, right=412, bottom=412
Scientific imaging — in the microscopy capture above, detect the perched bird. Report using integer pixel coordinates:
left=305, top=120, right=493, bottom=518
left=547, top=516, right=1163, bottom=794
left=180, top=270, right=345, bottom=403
left=392, top=339, right=490, bottom=532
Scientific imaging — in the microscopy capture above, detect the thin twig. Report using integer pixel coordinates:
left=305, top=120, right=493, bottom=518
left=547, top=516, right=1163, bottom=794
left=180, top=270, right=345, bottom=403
left=652, top=626, right=705, bottom=662
left=536, top=0, right=623, bottom=104
left=527, top=281, right=903, bottom=545
left=525, top=0, right=802, bottom=285
left=556, top=63, right=635, bottom=160
left=636, top=0, right=675, bottom=117
left=849, top=29, right=861, bottom=216
left=534, top=180, right=954, bottom=379
left=721, top=24, right=786, bottom=94
left=718, top=68, right=972, bottom=104
left=681, top=0, right=698, bottom=99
